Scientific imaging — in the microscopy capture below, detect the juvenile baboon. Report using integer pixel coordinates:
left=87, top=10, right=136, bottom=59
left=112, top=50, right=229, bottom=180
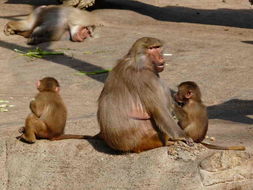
left=174, top=81, right=245, bottom=150
left=18, top=77, right=85, bottom=143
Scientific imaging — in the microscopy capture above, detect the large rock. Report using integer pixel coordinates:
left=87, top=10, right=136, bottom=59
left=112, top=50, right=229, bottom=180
left=200, top=151, right=253, bottom=190
left=1, top=135, right=252, bottom=190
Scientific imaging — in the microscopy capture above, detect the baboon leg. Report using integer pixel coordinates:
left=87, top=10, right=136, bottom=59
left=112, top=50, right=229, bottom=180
left=4, top=20, right=32, bottom=36
left=17, top=30, right=33, bottom=38
left=21, top=113, right=48, bottom=143
left=28, top=25, right=65, bottom=45
left=21, top=114, right=37, bottom=143
left=4, top=9, right=40, bottom=36
left=132, top=134, right=165, bottom=153
left=18, top=126, right=25, bottom=134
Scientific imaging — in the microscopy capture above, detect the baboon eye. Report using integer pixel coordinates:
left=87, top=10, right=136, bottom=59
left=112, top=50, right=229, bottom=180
left=148, top=46, right=160, bottom=50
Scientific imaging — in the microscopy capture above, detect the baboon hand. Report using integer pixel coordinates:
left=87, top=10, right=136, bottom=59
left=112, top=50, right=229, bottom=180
left=18, top=126, right=25, bottom=134
left=185, top=137, right=194, bottom=146
left=4, top=23, right=15, bottom=36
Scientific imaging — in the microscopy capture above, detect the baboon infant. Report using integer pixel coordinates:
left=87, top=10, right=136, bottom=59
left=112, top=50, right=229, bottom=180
left=18, top=77, right=85, bottom=143
left=174, top=81, right=245, bottom=150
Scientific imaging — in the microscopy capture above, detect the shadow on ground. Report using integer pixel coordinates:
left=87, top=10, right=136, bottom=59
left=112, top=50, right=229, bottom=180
left=102, top=0, right=253, bottom=29
left=86, top=138, right=126, bottom=155
left=0, top=40, right=108, bottom=83
left=242, top=41, right=253, bottom=45
left=4, top=0, right=253, bottom=29
left=5, top=0, right=59, bottom=5
left=208, top=99, right=253, bottom=125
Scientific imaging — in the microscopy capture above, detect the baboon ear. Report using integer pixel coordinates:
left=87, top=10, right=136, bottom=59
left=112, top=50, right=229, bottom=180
left=185, top=90, right=193, bottom=99
left=36, top=81, right=41, bottom=88
left=135, top=54, right=148, bottom=68
left=55, top=87, right=60, bottom=93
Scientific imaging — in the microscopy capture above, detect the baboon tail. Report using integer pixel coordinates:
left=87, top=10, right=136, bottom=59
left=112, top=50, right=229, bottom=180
left=201, top=142, right=245, bottom=151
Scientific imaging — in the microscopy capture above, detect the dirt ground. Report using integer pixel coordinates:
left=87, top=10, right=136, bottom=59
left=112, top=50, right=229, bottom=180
left=0, top=0, right=252, bottom=152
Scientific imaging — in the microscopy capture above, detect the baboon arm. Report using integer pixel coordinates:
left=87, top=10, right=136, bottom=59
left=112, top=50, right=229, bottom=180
left=30, top=100, right=43, bottom=117
left=139, top=79, right=186, bottom=139
left=174, top=104, right=187, bottom=121
left=152, top=105, right=186, bottom=139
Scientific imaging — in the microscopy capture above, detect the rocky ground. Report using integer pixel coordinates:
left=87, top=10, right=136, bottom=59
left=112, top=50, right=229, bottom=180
left=0, top=0, right=252, bottom=189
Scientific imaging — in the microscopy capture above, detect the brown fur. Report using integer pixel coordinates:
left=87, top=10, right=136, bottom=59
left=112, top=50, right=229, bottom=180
left=18, top=77, right=85, bottom=143
left=97, top=37, right=190, bottom=153
left=4, top=5, right=100, bottom=45
left=174, top=81, right=245, bottom=151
